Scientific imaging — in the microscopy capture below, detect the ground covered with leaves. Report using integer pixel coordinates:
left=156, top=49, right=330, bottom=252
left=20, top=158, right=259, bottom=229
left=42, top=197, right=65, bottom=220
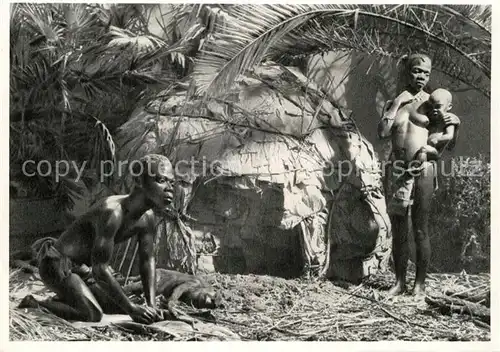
left=9, top=268, right=490, bottom=341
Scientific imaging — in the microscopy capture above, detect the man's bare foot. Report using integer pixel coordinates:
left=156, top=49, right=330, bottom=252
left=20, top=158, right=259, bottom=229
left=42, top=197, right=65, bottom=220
left=388, top=283, right=406, bottom=296
left=18, top=295, right=39, bottom=309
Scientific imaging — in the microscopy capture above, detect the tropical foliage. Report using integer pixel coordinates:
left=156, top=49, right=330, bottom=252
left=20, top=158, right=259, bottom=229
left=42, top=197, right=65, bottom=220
left=10, top=4, right=491, bottom=212
left=189, top=4, right=491, bottom=99
left=9, top=3, right=193, bottom=208
left=429, top=155, right=490, bottom=273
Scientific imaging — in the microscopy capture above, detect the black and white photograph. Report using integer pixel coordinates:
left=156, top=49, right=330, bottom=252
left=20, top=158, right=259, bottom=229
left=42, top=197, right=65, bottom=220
left=4, top=2, right=495, bottom=347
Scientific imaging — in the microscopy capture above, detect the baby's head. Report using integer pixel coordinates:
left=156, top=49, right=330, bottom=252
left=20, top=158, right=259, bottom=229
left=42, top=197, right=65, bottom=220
left=429, top=88, right=453, bottom=118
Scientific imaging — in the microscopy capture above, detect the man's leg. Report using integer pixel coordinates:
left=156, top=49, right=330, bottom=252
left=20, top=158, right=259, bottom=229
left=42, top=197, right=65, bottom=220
left=411, top=163, right=435, bottom=296
left=19, top=255, right=103, bottom=322
left=388, top=213, right=410, bottom=295
left=87, top=282, right=128, bottom=314
left=19, top=273, right=104, bottom=322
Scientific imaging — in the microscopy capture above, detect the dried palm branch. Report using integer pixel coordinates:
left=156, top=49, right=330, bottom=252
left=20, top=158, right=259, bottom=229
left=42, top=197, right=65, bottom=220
left=191, top=4, right=490, bottom=99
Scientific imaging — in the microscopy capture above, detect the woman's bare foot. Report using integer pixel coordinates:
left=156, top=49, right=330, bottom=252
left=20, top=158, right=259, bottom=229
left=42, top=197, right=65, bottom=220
left=412, top=283, right=426, bottom=297
left=388, top=283, right=406, bottom=296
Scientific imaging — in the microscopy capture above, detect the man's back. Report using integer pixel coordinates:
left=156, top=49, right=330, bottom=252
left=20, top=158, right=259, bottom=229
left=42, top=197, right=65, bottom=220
left=54, top=195, right=153, bottom=265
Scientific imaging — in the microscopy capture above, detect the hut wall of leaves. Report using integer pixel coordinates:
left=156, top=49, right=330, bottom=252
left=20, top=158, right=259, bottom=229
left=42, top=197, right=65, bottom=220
left=109, top=63, right=391, bottom=282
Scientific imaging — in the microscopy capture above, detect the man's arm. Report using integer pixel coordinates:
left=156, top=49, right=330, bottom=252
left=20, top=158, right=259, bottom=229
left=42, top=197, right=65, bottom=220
left=91, top=211, right=136, bottom=314
left=138, top=230, right=156, bottom=308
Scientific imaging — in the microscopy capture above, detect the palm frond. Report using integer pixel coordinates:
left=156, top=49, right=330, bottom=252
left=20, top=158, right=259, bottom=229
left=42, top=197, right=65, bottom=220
left=153, top=4, right=231, bottom=75
left=191, top=4, right=491, bottom=99
left=105, top=4, right=147, bottom=31
left=274, top=10, right=490, bottom=97
left=106, top=25, right=167, bottom=52
left=59, top=4, right=106, bottom=45
left=69, top=42, right=182, bottom=95
left=61, top=3, right=94, bottom=30
left=445, top=5, right=491, bottom=33
left=130, top=39, right=190, bottom=70
left=164, top=4, right=229, bottom=40
left=89, top=117, right=117, bottom=186
left=192, top=4, right=350, bottom=96
left=20, top=3, right=65, bottom=46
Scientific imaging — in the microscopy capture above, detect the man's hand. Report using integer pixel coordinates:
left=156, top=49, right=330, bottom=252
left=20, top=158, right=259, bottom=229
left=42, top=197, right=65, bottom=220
left=129, top=304, right=163, bottom=324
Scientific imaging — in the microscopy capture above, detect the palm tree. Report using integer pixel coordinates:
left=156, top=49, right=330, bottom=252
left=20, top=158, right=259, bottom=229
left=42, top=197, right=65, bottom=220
left=9, top=3, right=189, bottom=209
left=188, top=5, right=490, bottom=100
